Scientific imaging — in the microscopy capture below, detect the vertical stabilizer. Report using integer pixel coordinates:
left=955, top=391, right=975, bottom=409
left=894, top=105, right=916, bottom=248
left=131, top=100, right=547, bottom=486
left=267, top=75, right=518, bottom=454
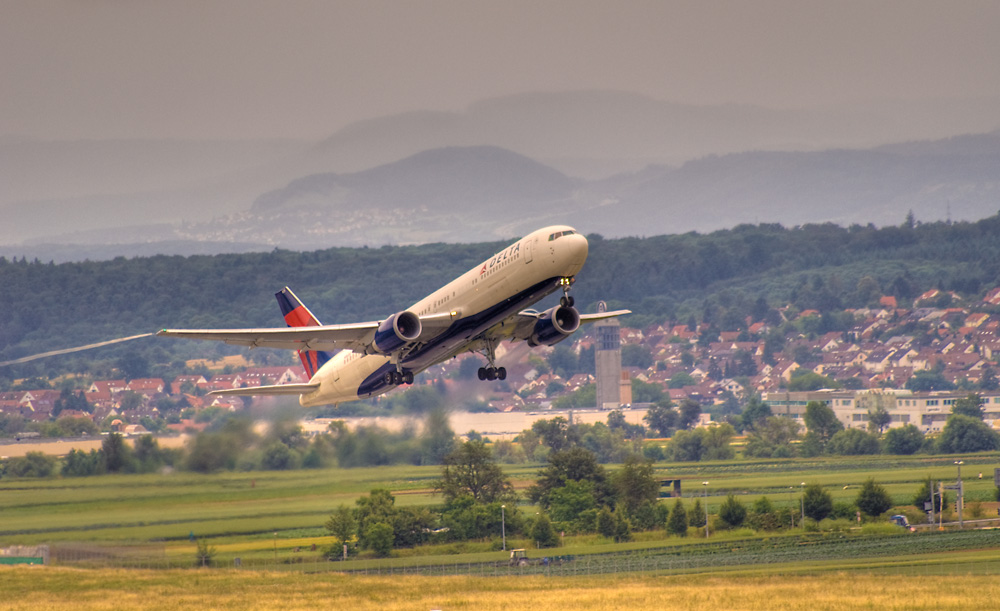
left=275, top=287, right=333, bottom=378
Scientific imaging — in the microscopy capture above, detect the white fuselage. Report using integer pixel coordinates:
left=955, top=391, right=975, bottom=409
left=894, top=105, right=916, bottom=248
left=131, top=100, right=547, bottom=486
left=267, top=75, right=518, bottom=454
left=298, top=225, right=589, bottom=407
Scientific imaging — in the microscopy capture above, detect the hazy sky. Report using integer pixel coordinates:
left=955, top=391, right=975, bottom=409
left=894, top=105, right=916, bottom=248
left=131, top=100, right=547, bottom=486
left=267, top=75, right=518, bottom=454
left=3, top=0, right=999, bottom=140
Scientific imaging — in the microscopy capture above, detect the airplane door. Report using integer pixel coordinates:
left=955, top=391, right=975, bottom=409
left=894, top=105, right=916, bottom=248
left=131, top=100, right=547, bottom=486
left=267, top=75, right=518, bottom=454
left=524, top=237, right=533, bottom=264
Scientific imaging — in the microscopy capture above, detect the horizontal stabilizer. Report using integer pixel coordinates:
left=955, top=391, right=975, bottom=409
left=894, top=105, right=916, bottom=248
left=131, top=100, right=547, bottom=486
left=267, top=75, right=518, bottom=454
left=208, top=383, right=320, bottom=397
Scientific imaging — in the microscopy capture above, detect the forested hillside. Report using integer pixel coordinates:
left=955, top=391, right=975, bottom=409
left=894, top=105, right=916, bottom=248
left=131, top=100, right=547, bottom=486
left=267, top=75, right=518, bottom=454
left=3, top=214, right=1000, bottom=382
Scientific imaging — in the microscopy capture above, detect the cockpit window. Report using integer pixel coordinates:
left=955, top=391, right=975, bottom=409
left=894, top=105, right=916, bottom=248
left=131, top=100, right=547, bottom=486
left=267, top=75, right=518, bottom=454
left=548, top=230, right=575, bottom=241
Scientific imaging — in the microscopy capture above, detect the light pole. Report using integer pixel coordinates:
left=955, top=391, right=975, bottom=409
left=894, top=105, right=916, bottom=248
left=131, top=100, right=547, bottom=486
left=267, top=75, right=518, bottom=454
left=955, top=461, right=964, bottom=529
left=501, top=505, right=507, bottom=551
left=800, top=482, right=806, bottom=526
left=702, top=482, right=709, bottom=538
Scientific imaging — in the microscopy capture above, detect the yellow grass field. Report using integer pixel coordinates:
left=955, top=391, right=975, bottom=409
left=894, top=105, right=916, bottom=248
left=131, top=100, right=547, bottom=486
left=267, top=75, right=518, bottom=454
left=1, top=568, right=996, bottom=610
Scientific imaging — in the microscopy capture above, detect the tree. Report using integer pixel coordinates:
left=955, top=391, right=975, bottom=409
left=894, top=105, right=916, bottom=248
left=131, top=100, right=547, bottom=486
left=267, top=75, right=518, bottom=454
left=365, top=522, right=394, bottom=557
left=531, top=513, right=559, bottom=548
left=700, top=423, right=736, bottom=460
left=913, top=478, right=948, bottom=513
left=355, top=489, right=396, bottom=550
left=718, top=494, right=746, bottom=528
left=419, top=407, right=456, bottom=465
left=688, top=498, right=706, bottom=528
left=548, top=479, right=598, bottom=527
left=621, top=344, right=653, bottom=369
left=740, top=395, right=772, bottom=432
left=937, top=414, right=1000, bottom=453
left=436, top=440, right=514, bottom=504
left=744, top=416, right=800, bottom=458
left=643, top=403, right=678, bottom=437
left=979, top=365, right=998, bottom=391
left=668, top=429, right=704, bottom=462
left=826, top=428, right=881, bottom=455
left=528, top=447, right=612, bottom=509
left=531, top=417, right=579, bottom=453
left=101, top=432, right=132, bottom=473
left=803, top=401, right=844, bottom=453
left=324, top=505, right=356, bottom=554
left=612, top=454, right=660, bottom=515
left=867, top=404, right=892, bottom=434
left=678, top=398, right=702, bottom=430
left=596, top=507, right=616, bottom=539
left=856, top=478, right=893, bottom=518
left=802, top=484, right=833, bottom=521
left=261, top=441, right=295, bottom=470
left=883, top=424, right=924, bottom=455
left=666, top=499, right=688, bottom=536
left=952, top=394, right=985, bottom=420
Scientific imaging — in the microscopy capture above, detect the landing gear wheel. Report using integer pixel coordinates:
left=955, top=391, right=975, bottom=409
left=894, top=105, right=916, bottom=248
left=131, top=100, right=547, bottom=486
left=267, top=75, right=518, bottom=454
left=478, top=367, right=487, bottom=381
left=497, top=367, right=507, bottom=381
left=384, top=371, right=395, bottom=385
left=560, top=295, right=575, bottom=307
left=485, top=367, right=497, bottom=381
left=392, top=371, right=403, bottom=385
left=402, top=372, right=414, bottom=385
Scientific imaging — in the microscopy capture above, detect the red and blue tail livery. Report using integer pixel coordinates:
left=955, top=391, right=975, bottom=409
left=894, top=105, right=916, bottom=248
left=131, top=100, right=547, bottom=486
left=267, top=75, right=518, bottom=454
left=275, top=287, right=333, bottom=378
left=158, top=226, right=629, bottom=407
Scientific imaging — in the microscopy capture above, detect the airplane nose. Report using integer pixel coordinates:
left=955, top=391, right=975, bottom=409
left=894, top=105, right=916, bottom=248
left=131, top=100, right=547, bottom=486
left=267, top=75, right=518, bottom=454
left=564, top=232, right=589, bottom=268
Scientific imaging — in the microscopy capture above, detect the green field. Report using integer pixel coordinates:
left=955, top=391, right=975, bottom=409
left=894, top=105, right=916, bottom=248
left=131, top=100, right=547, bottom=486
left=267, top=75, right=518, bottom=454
left=2, top=453, right=999, bottom=573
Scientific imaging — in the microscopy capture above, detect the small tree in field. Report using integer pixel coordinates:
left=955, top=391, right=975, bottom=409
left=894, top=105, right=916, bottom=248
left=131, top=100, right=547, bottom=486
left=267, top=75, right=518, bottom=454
left=666, top=499, right=688, bottom=536
left=802, top=484, right=833, bottom=521
left=688, top=498, right=706, bottom=528
left=856, top=478, right=893, bottom=518
left=718, top=494, right=746, bottom=528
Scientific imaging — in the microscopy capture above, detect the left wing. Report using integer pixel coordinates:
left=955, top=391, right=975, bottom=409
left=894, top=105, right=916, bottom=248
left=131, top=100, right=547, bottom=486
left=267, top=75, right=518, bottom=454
left=157, top=310, right=459, bottom=353
left=156, top=322, right=380, bottom=352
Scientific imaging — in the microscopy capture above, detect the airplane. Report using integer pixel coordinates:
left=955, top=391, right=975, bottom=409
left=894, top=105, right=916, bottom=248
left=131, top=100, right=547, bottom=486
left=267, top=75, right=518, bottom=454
left=157, top=225, right=629, bottom=407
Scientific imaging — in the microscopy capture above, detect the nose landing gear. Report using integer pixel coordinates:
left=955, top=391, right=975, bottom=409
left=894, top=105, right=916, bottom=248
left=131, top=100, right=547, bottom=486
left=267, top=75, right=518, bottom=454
left=559, top=277, right=575, bottom=307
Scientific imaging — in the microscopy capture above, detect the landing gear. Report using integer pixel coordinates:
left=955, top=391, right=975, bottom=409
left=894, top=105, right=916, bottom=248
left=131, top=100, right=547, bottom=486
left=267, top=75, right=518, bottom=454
left=477, top=366, right=507, bottom=381
left=476, top=337, right=507, bottom=382
left=559, top=277, right=575, bottom=307
left=383, top=370, right=414, bottom=386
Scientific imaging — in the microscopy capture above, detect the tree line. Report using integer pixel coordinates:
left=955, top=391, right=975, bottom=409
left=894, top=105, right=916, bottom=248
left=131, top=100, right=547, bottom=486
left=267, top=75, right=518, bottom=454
left=4, top=213, right=1000, bottom=383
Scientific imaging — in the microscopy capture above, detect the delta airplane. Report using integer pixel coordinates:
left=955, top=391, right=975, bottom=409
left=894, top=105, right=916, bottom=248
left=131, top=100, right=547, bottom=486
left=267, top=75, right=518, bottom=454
left=157, top=225, right=629, bottom=407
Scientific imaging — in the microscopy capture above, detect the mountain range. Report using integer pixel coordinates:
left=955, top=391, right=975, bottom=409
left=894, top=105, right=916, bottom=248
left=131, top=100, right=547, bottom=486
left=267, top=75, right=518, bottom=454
left=2, top=91, right=999, bottom=261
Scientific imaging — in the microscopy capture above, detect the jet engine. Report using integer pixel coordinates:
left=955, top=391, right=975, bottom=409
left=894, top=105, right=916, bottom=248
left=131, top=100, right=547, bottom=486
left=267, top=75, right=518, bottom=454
left=528, top=305, right=580, bottom=347
left=372, top=311, right=422, bottom=354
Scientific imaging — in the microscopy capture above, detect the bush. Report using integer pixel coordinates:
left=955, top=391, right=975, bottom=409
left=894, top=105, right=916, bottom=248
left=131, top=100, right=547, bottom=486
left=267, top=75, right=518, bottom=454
left=531, top=513, right=560, bottom=548
left=365, top=522, right=394, bottom=558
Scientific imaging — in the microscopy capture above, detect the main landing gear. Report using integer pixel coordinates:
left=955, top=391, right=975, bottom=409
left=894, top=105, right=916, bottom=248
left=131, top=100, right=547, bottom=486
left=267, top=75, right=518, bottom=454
left=559, top=277, right=575, bottom=307
left=478, top=366, right=506, bottom=381
left=477, top=337, right=507, bottom=381
left=383, top=370, right=414, bottom=386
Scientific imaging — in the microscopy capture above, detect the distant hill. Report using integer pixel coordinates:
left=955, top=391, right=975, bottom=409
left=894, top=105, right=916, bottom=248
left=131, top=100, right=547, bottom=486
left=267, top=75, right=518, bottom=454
left=253, top=146, right=580, bottom=216
left=3, top=90, right=999, bottom=260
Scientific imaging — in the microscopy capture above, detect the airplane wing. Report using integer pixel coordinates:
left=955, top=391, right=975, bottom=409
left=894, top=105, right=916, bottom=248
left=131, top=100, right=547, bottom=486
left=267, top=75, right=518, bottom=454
left=208, top=383, right=320, bottom=397
left=157, top=310, right=459, bottom=353
left=156, top=322, right=380, bottom=352
left=485, top=307, right=631, bottom=344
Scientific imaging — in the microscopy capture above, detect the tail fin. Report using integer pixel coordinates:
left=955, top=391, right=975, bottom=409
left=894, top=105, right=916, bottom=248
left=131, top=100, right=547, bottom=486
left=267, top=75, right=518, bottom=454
left=275, top=287, right=334, bottom=378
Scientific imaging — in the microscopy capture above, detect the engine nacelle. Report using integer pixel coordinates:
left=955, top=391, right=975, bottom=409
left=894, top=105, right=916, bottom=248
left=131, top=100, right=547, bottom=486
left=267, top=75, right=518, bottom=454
left=528, top=305, right=581, bottom=347
left=372, top=311, right=422, bottom=354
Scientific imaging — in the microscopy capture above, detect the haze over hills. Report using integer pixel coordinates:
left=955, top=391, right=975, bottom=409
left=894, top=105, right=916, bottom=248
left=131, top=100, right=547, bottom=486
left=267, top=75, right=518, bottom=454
left=2, top=91, right=1000, bottom=261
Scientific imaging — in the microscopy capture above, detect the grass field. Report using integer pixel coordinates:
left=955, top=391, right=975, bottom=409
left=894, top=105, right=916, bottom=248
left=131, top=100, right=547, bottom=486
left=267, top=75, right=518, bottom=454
left=2, top=567, right=999, bottom=610
left=2, top=452, right=999, bottom=571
